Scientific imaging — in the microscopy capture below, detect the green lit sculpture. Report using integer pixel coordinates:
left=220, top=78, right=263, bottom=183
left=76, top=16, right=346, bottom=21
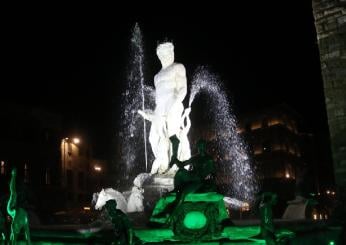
left=7, top=168, right=31, bottom=245
left=0, top=209, right=5, bottom=241
left=258, top=192, right=277, bottom=245
left=258, top=192, right=295, bottom=244
left=104, top=199, right=142, bottom=245
left=150, top=136, right=228, bottom=240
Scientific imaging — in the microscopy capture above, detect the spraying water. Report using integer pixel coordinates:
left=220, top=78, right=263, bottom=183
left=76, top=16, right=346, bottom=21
left=120, top=24, right=155, bottom=177
left=189, top=67, right=257, bottom=202
left=131, top=23, right=148, bottom=171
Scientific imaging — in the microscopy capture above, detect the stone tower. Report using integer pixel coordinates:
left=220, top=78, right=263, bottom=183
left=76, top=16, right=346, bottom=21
left=312, top=0, right=346, bottom=190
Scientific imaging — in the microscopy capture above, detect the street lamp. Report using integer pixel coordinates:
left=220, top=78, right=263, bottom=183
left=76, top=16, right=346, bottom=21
left=62, top=137, right=80, bottom=187
left=73, top=138, right=80, bottom=144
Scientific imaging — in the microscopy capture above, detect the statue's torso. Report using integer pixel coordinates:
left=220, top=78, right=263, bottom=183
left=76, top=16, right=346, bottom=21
left=191, top=155, right=215, bottom=179
left=154, top=63, right=181, bottom=115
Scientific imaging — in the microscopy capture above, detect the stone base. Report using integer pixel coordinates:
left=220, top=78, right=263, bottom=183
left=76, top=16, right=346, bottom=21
left=142, top=175, right=174, bottom=214
left=150, top=192, right=229, bottom=240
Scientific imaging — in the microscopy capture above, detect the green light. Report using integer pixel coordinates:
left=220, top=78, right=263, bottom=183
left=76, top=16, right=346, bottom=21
left=329, top=241, right=335, bottom=245
left=183, top=211, right=207, bottom=229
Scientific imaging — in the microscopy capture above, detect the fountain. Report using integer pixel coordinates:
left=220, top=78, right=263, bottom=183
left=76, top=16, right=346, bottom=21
left=56, top=23, right=343, bottom=244
left=116, top=23, right=257, bottom=215
left=93, top=24, right=263, bottom=242
left=3, top=22, right=343, bottom=245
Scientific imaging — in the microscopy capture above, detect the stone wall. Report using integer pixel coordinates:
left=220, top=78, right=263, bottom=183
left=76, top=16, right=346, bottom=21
left=312, top=0, right=346, bottom=189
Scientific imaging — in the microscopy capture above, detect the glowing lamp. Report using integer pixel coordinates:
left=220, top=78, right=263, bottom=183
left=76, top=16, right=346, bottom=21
left=183, top=211, right=207, bottom=229
left=285, top=173, right=290, bottom=179
left=94, top=166, right=102, bottom=172
left=73, top=138, right=80, bottom=144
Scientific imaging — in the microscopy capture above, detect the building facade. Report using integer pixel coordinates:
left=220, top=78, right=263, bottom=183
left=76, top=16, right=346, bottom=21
left=0, top=105, right=63, bottom=213
left=312, top=0, right=346, bottom=190
left=0, top=104, right=105, bottom=217
left=238, top=104, right=318, bottom=198
left=60, top=137, right=92, bottom=208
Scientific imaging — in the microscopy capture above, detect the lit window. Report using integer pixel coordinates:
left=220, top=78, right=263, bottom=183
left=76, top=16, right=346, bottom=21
left=45, top=168, right=51, bottom=185
left=24, top=163, right=29, bottom=183
left=269, top=118, right=281, bottom=126
left=251, top=122, right=262, bottom=130
left=262, top=141, right=271, bottom=152
left=1, top=161, right=5, bottom=175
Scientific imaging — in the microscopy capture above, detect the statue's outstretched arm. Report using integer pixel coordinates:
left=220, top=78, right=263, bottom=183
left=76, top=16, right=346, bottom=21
left=138, top=109, right=154, bottom=121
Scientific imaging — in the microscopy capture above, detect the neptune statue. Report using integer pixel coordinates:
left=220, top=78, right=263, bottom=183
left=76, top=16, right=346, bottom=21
left=138, top=42, right=191, bottom=175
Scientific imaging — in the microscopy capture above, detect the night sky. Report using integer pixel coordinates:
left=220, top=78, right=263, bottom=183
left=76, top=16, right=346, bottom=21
left=2, top=2, right=333, bottom=183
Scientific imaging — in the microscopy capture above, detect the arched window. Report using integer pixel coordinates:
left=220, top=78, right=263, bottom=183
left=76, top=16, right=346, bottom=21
left=262, top=141, right=271, bottom=152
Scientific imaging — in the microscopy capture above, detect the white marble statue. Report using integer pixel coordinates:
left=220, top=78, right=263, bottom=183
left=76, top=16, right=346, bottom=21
left=177, top=107, right=191, bottom=162
left=126, top=173, right=151, bottom=212
left=94, top=188, right=127, bottom=213
left=138, top=42, right=191, bottom=175
left=126, top=186, right=145, bottom=213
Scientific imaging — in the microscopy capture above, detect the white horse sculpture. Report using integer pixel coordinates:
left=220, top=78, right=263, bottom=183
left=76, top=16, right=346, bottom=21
left=94, top=188, right=127, bottom=213
left=94, top=174, right=152, bottom=213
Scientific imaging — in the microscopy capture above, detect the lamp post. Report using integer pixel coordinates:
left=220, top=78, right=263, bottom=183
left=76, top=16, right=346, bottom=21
left=62, top=138, right=68, bottom=187
left=62, top=137, right=80, bottom=187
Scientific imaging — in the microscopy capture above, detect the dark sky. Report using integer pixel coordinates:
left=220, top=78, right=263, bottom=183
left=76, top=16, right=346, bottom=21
left=2, top=1, right=333, bottom=183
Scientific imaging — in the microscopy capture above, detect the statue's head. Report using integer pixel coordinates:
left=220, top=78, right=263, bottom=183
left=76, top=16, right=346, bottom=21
left=95, top=188, right=113, bottom=210
left=156, top=42, right=174, bottom=66
left=11, top=168, right=17, bottom=176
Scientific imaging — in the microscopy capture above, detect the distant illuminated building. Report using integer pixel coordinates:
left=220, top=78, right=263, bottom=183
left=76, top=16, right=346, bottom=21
left=61, top=137, right=92, bottom=207
left=238, top=104, right=304, bottom=180
left=238, top=104, right=319, bottom=200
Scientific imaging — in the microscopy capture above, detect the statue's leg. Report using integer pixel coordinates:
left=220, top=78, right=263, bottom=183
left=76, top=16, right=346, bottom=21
left=150, top=159, right=160, bottom=174
left=156, top=138, right=170, bottom=174
left=166, top=105, right=184, bottom=137
left=24, top=221, right=31, bottom=245
left=9, top=225, right=16, bottom=245
left=9, top=225, right=13, bottom=244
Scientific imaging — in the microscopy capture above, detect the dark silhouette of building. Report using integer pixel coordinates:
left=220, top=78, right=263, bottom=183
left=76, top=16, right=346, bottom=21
left=0, top=104, right=106, bottom=221
left=0, top=104, right=63, bottom=215
left=237, top=104, right=319, bottom=209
